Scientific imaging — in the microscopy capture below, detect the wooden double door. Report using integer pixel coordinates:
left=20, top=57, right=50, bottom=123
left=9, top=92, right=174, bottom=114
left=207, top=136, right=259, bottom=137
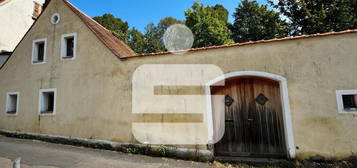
left=211, top=77, right=287, bottom=158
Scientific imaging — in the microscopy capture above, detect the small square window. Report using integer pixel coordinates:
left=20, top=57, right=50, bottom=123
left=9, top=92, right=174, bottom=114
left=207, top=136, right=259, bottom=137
left=342, top=95, right=357, bottom=111
left=336, top=90, right=357, bottom=113
left=39, top=89, right=56, bottom=115
left=61, top=33, right=77, bottom=60
left=32, top=38, right=47, bottom=64
left=5, top=92, right=19, bottom=115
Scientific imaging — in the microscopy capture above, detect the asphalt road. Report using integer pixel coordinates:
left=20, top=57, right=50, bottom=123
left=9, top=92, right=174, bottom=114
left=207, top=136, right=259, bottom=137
left=0, top=135, right=213, bottom=168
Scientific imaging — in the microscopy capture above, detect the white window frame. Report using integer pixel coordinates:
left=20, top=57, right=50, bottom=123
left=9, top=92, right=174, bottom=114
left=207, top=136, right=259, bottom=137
left=32, top=38, right=47, bottom=64
left=336, top=90, right=357, bottom=114
left=5, top=92, right=19, bottom=115
left=39, top=88, right=57, bottom=116
left=60, top=33, right=77, bottom=60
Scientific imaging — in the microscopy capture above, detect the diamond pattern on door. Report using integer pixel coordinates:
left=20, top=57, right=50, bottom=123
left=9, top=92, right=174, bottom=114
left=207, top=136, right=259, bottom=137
left=225, top=95, right=234, bottom=107
left=255, top=93, right=268, bottom=105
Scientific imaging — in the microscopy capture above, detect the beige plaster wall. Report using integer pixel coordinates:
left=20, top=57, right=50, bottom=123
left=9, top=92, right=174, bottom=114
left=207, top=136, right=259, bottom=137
left=0, top=0, right=136, bottom=142
left=0, top=0, right=356, bottom=159
left=121, top=33, right=357, bottom=159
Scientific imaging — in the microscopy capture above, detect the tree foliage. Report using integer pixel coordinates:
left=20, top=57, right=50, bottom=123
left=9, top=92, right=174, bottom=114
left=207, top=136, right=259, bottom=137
left=143, top=17, right=183, bottom=53
left=231, top=0, right=287, bottom=43
left=156, top=17, right=184, bottom=39
left=93, top=0, right=357, bottom=54
left=93, top=14, right=129, bottom=41
left=271, top=0, right=357, bottom=35
left=142, top=23, right=165, bottom=53
left=127, top=28, right=146, bottom=54
left=185, top=2, right=234, bottom=48
left=210, top=4, right=229, bottom=23
left=93, top=14, right=182, bottom=53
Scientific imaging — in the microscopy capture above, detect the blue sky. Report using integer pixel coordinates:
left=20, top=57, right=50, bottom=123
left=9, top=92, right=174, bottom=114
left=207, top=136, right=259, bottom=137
left=69, top=0, right=268, bottom=32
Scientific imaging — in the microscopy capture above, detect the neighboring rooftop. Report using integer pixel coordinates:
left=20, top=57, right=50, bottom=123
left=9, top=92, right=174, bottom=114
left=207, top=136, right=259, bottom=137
left=0, top=51, right=10, bottom=67
left=0, top=50, right=12, bottom=55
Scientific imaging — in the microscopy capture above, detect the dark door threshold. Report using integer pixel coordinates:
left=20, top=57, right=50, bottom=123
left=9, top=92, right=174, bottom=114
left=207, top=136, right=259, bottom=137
left=214, top=156, right=291, bottom=166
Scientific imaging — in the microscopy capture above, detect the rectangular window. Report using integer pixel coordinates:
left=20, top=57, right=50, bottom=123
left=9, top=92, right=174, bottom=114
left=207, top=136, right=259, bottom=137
left=342, top=95, right=357, bottom=110
left=61, top=33, right=77, bottom=60
left=32, top=38, right=47, bottom=64
left=66, top=37, right=74, bottom=56
left=37, top=42, right=44, bottom=61
left=336, top=90, right=357, bottom=113
left=5, top=92, right=19, bottom=115
left=39, top=89, right=56, bottom=115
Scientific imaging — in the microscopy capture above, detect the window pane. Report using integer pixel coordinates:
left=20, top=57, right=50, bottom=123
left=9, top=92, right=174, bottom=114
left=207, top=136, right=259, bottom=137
left=66, top=37, right=74, bottom=57
left=40, top=91, right=55, bottom=114
left=7, top=94, right=18, bottom=113
left=342, top=95, right=357, bottom=109
left=37, top=43, right=44, bottom=61
left=47, top=92, right=54, bottom=112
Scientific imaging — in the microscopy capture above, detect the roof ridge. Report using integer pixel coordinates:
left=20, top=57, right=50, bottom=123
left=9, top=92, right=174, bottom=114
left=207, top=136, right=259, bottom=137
left=63, top=0, right=110, bottom=33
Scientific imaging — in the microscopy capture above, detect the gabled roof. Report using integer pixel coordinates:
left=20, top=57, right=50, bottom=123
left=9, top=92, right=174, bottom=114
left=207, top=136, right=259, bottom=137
left=63, top=0, right=136, bottom=58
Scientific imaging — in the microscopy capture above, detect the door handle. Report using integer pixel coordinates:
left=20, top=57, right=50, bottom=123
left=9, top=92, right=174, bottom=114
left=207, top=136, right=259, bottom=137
left=248, top=118, right=254, bottom=121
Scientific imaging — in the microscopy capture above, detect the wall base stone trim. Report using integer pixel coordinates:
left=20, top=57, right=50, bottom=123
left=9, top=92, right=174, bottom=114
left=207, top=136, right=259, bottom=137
left=0, top=129, right=213, bottom=161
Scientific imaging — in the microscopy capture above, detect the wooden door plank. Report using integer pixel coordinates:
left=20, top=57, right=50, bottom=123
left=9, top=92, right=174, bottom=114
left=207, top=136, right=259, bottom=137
left=213, top=77, right=287, bottom=158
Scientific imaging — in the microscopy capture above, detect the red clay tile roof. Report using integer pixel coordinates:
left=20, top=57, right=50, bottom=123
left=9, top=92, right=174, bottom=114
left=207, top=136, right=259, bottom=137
left=122, top=29, right=357, bottom=58
left=63, top=0, right=136, bottom=58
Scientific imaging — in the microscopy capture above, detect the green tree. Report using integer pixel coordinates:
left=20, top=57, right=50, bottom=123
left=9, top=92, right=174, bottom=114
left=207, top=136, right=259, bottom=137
left=185, top=2, right=234, bottom=48
left=209, top=4, right=229, bottom=23
left=231, top=0, right=286, bottom=43
left=93, top=14, right=150, bottom=53
left=93, top=14, right=183, bottom=53
left=142, top=17, right=183, bottom=53
left=270, top=0, right=357, bottom=35
left=143, top=23, right=165, bottom=53
left=156, top=17, right=184, bottom=39
left=93, top=14, right=129, bottom=41
left=127, top=28, right=146, bottom=54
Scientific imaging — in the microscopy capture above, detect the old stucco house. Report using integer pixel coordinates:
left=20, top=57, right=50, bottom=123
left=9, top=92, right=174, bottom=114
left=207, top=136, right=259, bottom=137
left=0, top=0, right=356, bottom=160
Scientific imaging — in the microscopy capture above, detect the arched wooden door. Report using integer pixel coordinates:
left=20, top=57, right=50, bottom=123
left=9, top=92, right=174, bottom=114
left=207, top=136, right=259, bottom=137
left=211, top=76, right=287, bottom=158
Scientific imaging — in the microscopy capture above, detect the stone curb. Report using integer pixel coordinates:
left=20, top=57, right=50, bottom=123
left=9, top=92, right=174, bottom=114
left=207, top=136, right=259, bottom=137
left=0, top=129, right=213, bottom=162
